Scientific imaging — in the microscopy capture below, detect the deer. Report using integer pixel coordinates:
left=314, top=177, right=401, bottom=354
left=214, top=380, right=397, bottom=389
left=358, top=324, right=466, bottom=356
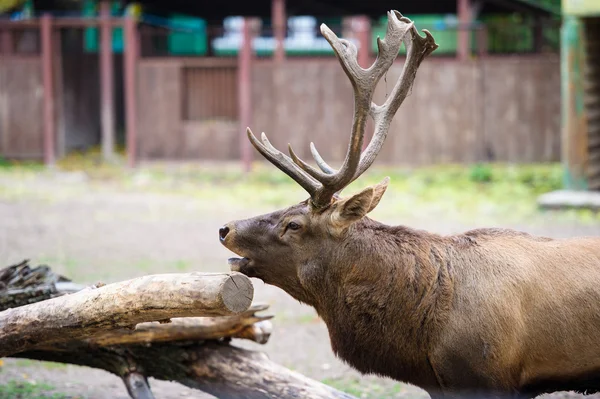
left=219, top=10, right=600, bottom=399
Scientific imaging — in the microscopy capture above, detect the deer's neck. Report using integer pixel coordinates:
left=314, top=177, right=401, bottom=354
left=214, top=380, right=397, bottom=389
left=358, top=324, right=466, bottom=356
left=304, top=219, right=453, bottom=387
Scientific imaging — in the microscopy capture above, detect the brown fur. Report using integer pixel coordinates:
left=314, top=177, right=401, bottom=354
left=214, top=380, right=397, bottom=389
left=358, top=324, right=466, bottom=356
left=221, top=179, right=600, bottom=399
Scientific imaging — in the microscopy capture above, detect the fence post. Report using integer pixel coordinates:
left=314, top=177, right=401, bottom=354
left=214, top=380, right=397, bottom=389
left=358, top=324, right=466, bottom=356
left=100, top=1, right=115, bottom=161
left=561, top=15, right=589, bottom=190
left=1, top=28, right=13, bottom=55
left=476, top=25, right=488, bottom=57
left=272, top=0, right=286, bottom=63
left=41, top=14, right=55, bottom=166
left=457, top=0, right=472, bottom=61
left=238, top=18, right=253, bottom=173
left=124, top=16, right=139, bottom=168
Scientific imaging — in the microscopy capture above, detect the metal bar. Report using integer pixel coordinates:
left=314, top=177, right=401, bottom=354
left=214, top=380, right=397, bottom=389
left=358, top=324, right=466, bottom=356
left=41, top=14, right=55, bottom=166
left=272, top=0, right=286, bottom=63
left=54, top=19, right=124, bottom=28
left=124, top=16, right=139, bottom=168
left=238, top=18, right=253, bottom=172
left=0, top=19, right=124, bottom=28
left=100, top=1, right=115, bottom=161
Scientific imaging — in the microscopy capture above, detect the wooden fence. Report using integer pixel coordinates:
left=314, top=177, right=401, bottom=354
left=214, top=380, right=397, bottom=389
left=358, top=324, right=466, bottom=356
left=136, top=55, right=560, bottom=164
left=137, top=58, right=239, bottom=159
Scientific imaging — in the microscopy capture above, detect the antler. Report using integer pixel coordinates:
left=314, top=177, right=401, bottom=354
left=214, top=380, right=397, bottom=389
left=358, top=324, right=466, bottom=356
left=247, top=11, right=438, bottom=209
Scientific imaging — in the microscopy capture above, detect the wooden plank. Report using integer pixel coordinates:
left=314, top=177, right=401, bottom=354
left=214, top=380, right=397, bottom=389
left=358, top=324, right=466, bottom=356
left=484, top=56, right=560, bottom=163
left=61, top=54, right=101, bottom=153
left=0, top=58, right=44, bottom=158
left=137, top=62, right=182, bottom=158
left=585, top=17, right=600, bottom=190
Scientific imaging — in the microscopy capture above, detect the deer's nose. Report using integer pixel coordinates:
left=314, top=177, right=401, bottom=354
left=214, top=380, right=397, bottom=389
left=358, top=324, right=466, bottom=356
left=219, top=226, right=230, bottom=241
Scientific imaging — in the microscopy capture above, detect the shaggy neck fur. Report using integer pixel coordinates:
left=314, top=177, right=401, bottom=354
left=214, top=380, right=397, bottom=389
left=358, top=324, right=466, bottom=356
left=297, top=218, right=455, bottom=389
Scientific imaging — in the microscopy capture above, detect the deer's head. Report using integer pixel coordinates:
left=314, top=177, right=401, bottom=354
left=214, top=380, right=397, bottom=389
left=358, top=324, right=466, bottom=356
left=220, top=11, right=437, bottom=304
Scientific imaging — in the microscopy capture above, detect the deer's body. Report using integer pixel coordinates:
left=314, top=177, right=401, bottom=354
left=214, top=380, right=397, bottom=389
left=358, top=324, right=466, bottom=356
left=219, top=11, right=600, bottom=398
left=304, top=221, right=600, bottom=397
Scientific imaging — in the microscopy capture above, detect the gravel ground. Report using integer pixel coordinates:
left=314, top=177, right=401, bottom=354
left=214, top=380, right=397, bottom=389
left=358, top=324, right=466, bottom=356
left=1, top=173, right=599, bottom=399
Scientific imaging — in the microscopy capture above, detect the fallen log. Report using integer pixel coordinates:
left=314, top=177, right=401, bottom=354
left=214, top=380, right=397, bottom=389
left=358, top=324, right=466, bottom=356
left=0, top=262, right=356, bottom=398
left=0, top=272, right=253, bottom=357
left=16, top=342, right=356, bottom=399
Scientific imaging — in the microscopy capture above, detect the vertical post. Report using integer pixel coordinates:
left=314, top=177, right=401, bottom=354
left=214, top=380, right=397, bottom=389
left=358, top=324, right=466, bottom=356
left=354, top=16, right=371, bottom=69
left=100, top=1, right=115, bottom=161
left=457, top=0, right=472, bottom=61
left=476, top=25, right=488, bottom=57
left=1, top=29, right=13, bottom=55
left=272, top=0, right=286, bottom=63
left=238, top=18, right=253, bottom=172
left=41, top=14, right=55, bottom=166
left=124, top=16, right=139, bottom=168
left=533, top=16, right=544, bottom=53
left=561, top=15, right=588, bottom=190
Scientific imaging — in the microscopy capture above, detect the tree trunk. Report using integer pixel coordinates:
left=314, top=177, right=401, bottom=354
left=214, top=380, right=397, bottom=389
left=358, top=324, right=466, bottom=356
left=0, top=272, right=253, bottom=357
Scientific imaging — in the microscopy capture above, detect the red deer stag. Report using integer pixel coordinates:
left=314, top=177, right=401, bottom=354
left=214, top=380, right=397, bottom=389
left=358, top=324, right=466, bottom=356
left=220, top=10, right=600, bottom=399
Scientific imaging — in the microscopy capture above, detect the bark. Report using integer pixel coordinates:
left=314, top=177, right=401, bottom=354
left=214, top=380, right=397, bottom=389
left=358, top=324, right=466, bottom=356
left=16, top=342, right=356, bottom=399
left=0, top=272, right=253, bottom=357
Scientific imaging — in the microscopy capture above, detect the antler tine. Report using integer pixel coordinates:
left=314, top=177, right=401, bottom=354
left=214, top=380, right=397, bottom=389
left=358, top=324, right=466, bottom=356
left=352, top=22, right=438, bottom=183
left=301, top=10, right=414, bottom=206
left=246, top=128, right=321, bottom=196
left=310, top=143, right=336, bottom=175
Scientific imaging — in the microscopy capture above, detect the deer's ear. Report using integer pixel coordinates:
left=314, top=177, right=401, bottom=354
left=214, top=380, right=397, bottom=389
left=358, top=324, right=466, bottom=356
left=331, top=177, right=390, bottom=228
left=367, top=177, right=390, bottom=213
left=331, top=187, right=374, bottom=227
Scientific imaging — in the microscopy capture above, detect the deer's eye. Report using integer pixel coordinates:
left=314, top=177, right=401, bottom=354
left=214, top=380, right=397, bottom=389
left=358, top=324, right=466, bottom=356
left=287, top=222, right=301, bottom=231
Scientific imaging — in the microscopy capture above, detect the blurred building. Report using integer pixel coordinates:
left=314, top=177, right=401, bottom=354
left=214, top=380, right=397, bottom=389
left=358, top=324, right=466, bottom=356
left=0, top=0, right=561, bottom=169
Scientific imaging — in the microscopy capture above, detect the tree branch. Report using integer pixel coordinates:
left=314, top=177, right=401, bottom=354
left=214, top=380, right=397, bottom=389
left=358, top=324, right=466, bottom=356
left=16, top=342, right=356, bottom=399
left=85, top=304, right=273, bottom=346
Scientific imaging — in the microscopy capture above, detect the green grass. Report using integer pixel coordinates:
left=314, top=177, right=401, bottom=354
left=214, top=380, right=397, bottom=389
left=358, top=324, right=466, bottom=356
left=0, top=380, right=73, bottom=399
left=0, top=154, right=597, bottom=226
left=11, top=360, right=67, bottom=371
left=322, top=377, right=409, bottom=398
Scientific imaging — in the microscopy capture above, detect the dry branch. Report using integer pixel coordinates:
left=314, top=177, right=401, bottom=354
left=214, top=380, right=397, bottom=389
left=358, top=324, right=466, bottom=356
left=16, top=342, right=356, bottom=399
left=86, top=304, right=273, bottom=346
left=0, top=272, right=253, bottom=357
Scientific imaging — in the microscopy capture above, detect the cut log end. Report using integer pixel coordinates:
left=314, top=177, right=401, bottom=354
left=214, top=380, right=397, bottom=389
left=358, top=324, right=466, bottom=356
left=221, top=273, right=253, bottom=314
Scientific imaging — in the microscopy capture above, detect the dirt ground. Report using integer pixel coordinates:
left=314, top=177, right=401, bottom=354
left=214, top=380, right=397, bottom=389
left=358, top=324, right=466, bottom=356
left=1, top=169, right=600, bottom=399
